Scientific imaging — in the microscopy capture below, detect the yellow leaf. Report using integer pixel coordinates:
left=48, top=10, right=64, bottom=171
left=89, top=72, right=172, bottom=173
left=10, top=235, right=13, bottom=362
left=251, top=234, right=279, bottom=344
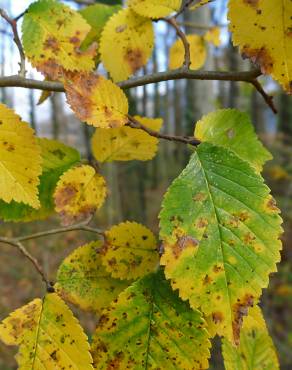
left=169, top=34, right=206, bottom=70
left=204, top=27, right=221, bottom=47
left=0, top=103, right=41, bottom=208
left=0, top=293, right=93, bottom=369
left=54, top=164, right=107, bottom=225
left=65, top=72, right=128, bottom=128
left=101, top=221, right=159, bottom=280
left=91, top=116, right=163, bottom=162
left=22, top=0, right=96, bottom=80
left=100, top=8, right=154, bottom=82
left=127, top=0, right=182, bottom=19
left=228, top=0, right=292, bottom=93
left=222, top=306, right=279, bottom=370
left=55, top=241, right=129, bottom=313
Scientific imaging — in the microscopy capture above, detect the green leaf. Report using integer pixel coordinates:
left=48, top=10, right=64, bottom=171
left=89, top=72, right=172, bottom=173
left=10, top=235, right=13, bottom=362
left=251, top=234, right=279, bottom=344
left=92, top=269, right=211, bottom=369
left=55, top=241, right=129, bottom=313
left=222, top=305, right=279, bottom=370
left=79, top=3, right=121, bottom=54
left=159, top=143, right=282, bottom=344
left=0, top=293, right=93, bottom=369
left=0, top=138, right=80, bottom=222
left=194, top=109, right=272, bottom=172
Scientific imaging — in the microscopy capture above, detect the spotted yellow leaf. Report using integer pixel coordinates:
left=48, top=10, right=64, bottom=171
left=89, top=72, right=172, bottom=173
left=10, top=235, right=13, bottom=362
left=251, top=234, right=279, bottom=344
left=169, top=34, right=206, bottom=70
left=65, top=72, right=128, bottom=128
left=55, top=241, right=129, bottom=313
left=100, top=8, right=154, bottom=82
left=54, top=164, right=107, bottom=225
left=159, top=143, right=282, bottom=344
left=204, top=27, right=221, bottom=47
left=194, top=109, right=272, bottom=172
left=101, top=221, right=159, bottom=280
left=0, top=103, right=41, bottom=208
left=0, top=293, right=93, bottom=369
left=92, top=270, right=211, bottom=369
left=127, top=0, right=182, bottom=19
left=222, top=306, right=279, bottom=370
left=228, top=0, right=292, bottom=93
left=22, top=0, right=96, bottom=79
left=92, top=116, right=163, bottom=162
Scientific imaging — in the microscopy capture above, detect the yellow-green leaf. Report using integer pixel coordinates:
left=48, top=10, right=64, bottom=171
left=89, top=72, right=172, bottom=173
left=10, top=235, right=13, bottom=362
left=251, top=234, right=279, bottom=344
left=0, top=103, right=41, bottom=208
left=0, top=138, right=80, bottom=222
left=92, top=116, right=163, bottom=162
left=55, top=241, right=129, bottom=313
left=101, top=221, right=159, bottom=280
left=100, top=8, right=154, bottom=82
left=222, top=306, right=279, bottom=370
left=127, top=0, right=182, bottom=19
left=159, top=143, right=282, bottom=344
left=22, top=0, right=96, bottom=79
left=194, top=109, right=272, bottom=172
left=169, top=34, right=206, bottom=70
left=228, top=0, right=292, bottom=93
left=0, top=293, right=93, bottom=369
left=65, top=72, right=128, bottom=128
left=54, top=164, right=107, bottom=225
left=92, top=270, right=211, bottom=369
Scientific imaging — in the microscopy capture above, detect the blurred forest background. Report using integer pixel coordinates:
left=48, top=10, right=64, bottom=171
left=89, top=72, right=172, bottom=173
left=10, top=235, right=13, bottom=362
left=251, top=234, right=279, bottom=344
left=0, top=0, right=291, bottom=369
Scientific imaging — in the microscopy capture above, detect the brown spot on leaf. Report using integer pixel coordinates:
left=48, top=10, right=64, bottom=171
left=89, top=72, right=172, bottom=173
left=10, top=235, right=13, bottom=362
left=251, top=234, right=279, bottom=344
left=55, top=183, right=77, bottom=208
left=265, top=197, right=279, bottom=213
left=242, top=46, right=274, bottom=74
left=193, top=192, right=207, bottom=202
left=115, top=24, right=127, bottom=33
left=212, top=311, right=224, bottom=324
left=196, top=218, right=208, bottom=229
left=124, top=48, right=144, bottom=74
left=232, top=294, right=254, bottom=345
left=172, top=236, right=199, bottom=259
left=44, top=36, right=60, bottom=52
left=243, top=0, right=259, bottom=8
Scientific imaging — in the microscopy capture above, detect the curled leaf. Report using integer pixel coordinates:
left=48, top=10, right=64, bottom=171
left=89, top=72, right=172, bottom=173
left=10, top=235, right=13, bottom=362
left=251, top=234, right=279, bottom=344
left=54, top=164, right=107, bottom=225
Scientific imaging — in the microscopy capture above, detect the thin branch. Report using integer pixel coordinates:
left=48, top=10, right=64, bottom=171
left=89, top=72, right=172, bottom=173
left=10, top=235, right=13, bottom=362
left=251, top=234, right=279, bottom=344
left=0, top=237, right=51, bottom=289
left=128, top=115, right=201, bottom=146
left=165, top=17, right=191, bottom=69
left=0, top=8, right=26, bottom=77
left=251, top=79, right=277, bottom=114
left=14, top=11, right=26, bottom=22
left=0, top=220, right=104, bottom=290
left=17, top=223, right=105, bottom=242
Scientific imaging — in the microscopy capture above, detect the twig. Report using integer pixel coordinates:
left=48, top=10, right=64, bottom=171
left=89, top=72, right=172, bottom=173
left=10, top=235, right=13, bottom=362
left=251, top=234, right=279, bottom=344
left=0, top=237, right=51, bottom=290
left=0, top=220, right=105, bottom=290
left=0, top=8, right=26, bottom=77
left=251, top=79, right=278, bottom=114
left=17, top=223, right=105, bottom=242
left=14, top=11, right=27, bottom=22
left=63, top=0, right=95, bottom=5
left=128, top=115, right=201, bottom=146
left=165, top=17, right=191, bottom=69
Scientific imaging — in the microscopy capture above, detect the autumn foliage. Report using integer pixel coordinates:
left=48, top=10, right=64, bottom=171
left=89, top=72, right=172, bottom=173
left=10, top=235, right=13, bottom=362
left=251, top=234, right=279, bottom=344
left=0, top=0, right=291, bottom=368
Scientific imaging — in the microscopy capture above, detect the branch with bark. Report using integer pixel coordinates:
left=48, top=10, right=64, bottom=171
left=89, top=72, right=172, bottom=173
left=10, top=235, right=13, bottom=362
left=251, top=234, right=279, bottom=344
left=128, top=115, right=201, bottom=146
